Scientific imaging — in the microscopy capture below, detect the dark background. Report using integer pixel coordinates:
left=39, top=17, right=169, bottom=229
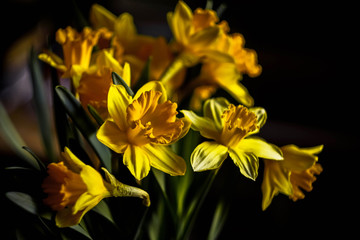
left=1, top=0, right=357, bottom=238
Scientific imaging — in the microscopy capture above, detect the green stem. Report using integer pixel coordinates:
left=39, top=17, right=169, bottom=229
left=177, top=168, right=219, bottom=240
left=159, top=56, right=185, bottom=86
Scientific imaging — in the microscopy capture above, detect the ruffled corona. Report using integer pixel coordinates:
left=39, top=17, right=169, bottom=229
left=261, top=144, right=324, bottom=210
left=97, top=81, right=190, bottom=180
left=220, top=104, right=258, bottom=148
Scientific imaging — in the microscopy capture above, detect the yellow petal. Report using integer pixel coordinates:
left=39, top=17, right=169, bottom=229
left=107, top=84, right=131, bottom=131
left=261, top=159, right=292, bottom=210
left=122, top=62, right=132, bottom=87
left=181, top=110, right=219, bottom=141
left=280, top=145, right=319, bottom=171
left=90, top=4, right=116, bottom=30
left=56, top=207, right=83, bottom=227
left=80, top=165, right=109, bottom=196
left=189, top=26, right=220, bottom=53
left=228, top=148, right=259, bottom=180
left=61, top=147, right=85, bottom=174
left=219, top=80, right=254, bottom=107
left=203, top=97, right=229, bottom=131
left=237, top=137, right=283, bottom=160
left=169, top=0, right=193, bottom=44
left=114, top=12, right=137, bottom=43
left=143, top=144, right=186, bottom=176
left=191, top=141, right=228, bottom=172
left=97, top=120, right=129, bottom=153
left=134, top=81, right=167, bottom=103
left=300, top=145, right=324, bottom=156
left=123, top=145, right=151, bottom=180
left=38, top=52, right=67, bottom=72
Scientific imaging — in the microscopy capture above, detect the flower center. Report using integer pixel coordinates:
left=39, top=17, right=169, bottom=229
left=220, top=104, right=258, bottom=147
left=126, top=90, right=184, bottom=146
left=42, top=162, right=87, bottom=211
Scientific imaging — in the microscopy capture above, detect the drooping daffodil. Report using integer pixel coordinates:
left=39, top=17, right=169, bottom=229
left=96, top=80, right=191, bottom=181
left=182, top=97, right=283, bottom=180
left=261, top=144, right=323, bottom=210
left=42, top=147, right=150, bottom=227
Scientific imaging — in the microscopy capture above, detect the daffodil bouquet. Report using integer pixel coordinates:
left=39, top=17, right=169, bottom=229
left=1, top=1, right=324, bottom=239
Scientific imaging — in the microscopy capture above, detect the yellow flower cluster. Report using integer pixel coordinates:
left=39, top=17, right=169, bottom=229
left=38, top=0, right=324, bottom=227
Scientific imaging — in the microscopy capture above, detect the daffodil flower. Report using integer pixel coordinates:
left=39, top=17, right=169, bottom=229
left=195, top=33, right=262, bottom=107
left=77, top=49, right=130, bottom=119
left=38, top=26, right=111, bottom=88
left=161, top=1, right=226, bottom=85
left=90, top=4, right=182, bottom=85
left=261, top=144, right=323, bottom=210
left=96, top=81, right=190, bottom=181
left=42, top=147, right=150, bottom=227
left=182, top=97, right=283, bottom=180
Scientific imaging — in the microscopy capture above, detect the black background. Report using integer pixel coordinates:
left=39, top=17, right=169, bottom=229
left=1, top=0, right=357, bottom=238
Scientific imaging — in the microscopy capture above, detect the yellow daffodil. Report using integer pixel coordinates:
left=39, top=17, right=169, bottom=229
left=161, top=1, right=226, bottom=85
left=261, top=144, right=323, bottom=210
left=96, top=81, right=191, bottom=180
left=38, top=26, right=111, bottom=88
left=42, top=147, right=150, bottom=227
left=77, top=49, right=130, bottom=118
left=182, top=97, right=283, bottom=180
left=90, top=4, right=181, bottom=85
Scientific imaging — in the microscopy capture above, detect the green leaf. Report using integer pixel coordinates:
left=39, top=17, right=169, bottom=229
left=207, top=200, right=229, bottom=240
left=22, top=146, right=47, bottom=172
left=0, top=102, right=41, bottom=171
left=91, top=200, right=116, bottom=225
left=87, top=104, right=104, bottom=126
left=5, top=191, right=51, bottom=220
left=29, top=47, right=56, bottom=162
left=55, top=86, right=112, bottom=172
left=112, top=72, right=134, bottom=97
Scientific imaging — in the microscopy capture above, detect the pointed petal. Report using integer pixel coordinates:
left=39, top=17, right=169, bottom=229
left=38, top=52, right=67, bottom=72
left=300, top=145, right=324, bottom=156
left=61, top=147, right=85, bottom=174
left=238, top=137, right=283, bottom=160
left=203, top=97, right=229, bottom=130
left=228, top=148, right=259, bottom=180
left=107, top=84, right=131, bottom=130
left=143, top=144, right=186, bottom=176
left=80, top=165, right=108, bottom=196
left=97, top=119, right=129, bottom=153
left=90, top=4, right=116, bottom=30
left=280, top=145, right=319, bottom=171
left=134, top=81, right=167, bottom=103
left=219, top=80, right=254, bottom=107
left=169, top=0, right=193, bottom=44
left=249, top=107, right=267, bottom=131
left=190, top=26, right=221, bottom=52
left=123, top=145, right=151, bottom=180
left=191, top=141, right=228, bottom=172
left=261, top=159, right=292, bottom=210
left=122, top=62, right=132, bottom=87
left=181, top=110, right=219, bottom=140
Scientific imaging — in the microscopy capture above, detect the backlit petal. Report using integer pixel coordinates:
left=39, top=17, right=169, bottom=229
left=181, top=110, right=219, bottom=141
left=134, top=81, right=167, bottom=103
left=90, top=4, right=116, bottom=30
left=61, top=147, right=86, bottom=174
left=143, top=144, right=186, bottom=176
left=123, top=145, right=151, bottom=180
left=107, top=84, right=131, bottom=130
left=238, top=137, right=283, bottom=160
left=191, top=141, right=228, bottom=172
left=261, top=159, right=292, bottom=210
left=280, top=145, right=319, bottom=171
left=97, top=120, right=129, bottom=153
left=219, top=80, right=254, bottom=107
left=228, top=148, right=259, bottom=180
left=203, top=97, right=229, bottom=130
